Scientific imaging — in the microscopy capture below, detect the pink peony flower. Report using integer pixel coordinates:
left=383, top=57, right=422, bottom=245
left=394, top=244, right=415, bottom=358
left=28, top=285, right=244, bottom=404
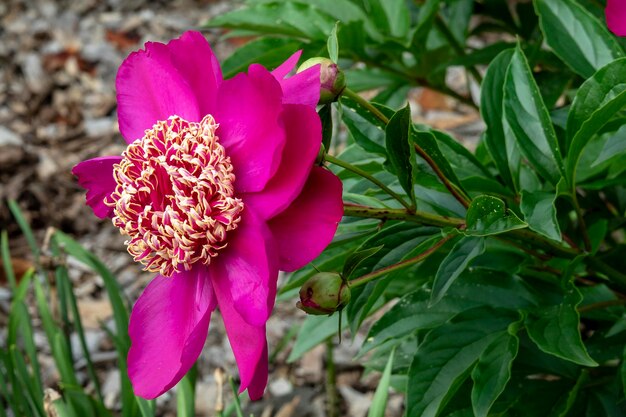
left=606, top=0, right=626, bottom=36
left=72, top=31, right=343, bottom=400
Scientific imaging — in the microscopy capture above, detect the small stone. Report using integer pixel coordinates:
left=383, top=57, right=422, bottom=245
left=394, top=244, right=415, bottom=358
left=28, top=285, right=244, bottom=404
left=269, top=377, right=294, bottom=397
left=0, top=126, right=21, bottom=146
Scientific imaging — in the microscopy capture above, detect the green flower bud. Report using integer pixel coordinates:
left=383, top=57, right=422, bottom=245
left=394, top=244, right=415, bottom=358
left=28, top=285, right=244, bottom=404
left=296, top=272, right=351, bottom=315
left=297, top=57, right=346, bottom=104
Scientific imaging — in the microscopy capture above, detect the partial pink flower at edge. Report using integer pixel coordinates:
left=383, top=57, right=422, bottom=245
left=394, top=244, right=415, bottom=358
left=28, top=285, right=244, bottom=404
left=72, top=31, right=343, bottom=400
left=606, top=0, right=626, bottom=37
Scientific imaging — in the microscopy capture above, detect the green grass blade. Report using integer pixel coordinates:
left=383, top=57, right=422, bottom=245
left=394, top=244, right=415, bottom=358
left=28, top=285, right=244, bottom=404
left=52, top=240, right=105, bottom=403
left=7, top=200, right=40, bottom=261
left=228, top=377, right=245, bottom=417
left=0, top=230, right=16, bottom=291
left=8, top=301, right=44, bottom=400
left=136, top=397, right=156, bottom=417
left=367, top=348, right=395, bottom=417
left=10, top=345, right=45, bottom=417
left=176, top=365, right=197, bottom=417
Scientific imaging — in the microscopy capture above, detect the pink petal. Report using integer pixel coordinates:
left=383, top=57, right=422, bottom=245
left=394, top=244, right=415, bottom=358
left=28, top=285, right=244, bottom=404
left=212, top=210, right=278, bottom=327
left=271, top=50, right=320, bottom=107
left=127, top=267, right=216, bottom=399
left=116, top=36, right=203, bottom=143
left=271, top=50, right=302, bottom=80
left=607, top=0, right=626, bottom=36
left=72, top=156, right=121, bottom=219
left=278, top=63, right=320, bottom=107
left=166, top=31, right=223, bottom=115
left=243, top=104, right=321, bottom=219
left=212, top=269, right=268, bottom=400
left=268, top=167, right=343, bottom=271
left=215, top=64, right=286, bottom=193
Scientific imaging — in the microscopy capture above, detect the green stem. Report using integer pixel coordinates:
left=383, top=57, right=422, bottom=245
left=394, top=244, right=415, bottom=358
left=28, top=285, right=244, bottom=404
left=413, top=144, right=471, bottom=208
left=434, top=15, right=483, bottom=84
left=349, top=234, right=453, bottom=288
left=325, top=339, right=340, bottom=417
left=325, top=154, right=414, bottom=211
left=342, top=87, right=390, bottom=125
left=343, top=203, right=463, bottom=228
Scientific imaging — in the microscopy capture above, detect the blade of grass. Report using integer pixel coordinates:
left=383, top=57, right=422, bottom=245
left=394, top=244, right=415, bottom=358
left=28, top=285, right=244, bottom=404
left=51, top=240, right=104, bottom=404
left=10, top=345, right=45, bottom=417
left=0, top=349, right=22, bottom=416
left=229, top=377, right=245, bottom=417
left=367, top=348, right=395, bottom=417
left=177, top=364, right=197, bottom=417
left=136, top=397, right=156, bottom=417
left=7, top=200, right=40, bottom=262
left=8, top=301, right=44, bottom=400
left=0, top=230, right=17, bottom=291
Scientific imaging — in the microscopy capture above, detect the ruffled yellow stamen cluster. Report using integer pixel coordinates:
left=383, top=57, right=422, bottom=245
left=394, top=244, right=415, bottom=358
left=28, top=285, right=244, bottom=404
left=107, top=115, right=244, bottom=277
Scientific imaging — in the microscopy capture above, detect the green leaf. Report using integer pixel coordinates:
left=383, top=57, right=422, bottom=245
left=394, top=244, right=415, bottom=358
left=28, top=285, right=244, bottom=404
left=471, top=327, right=520, bottom=417
left=327, top=21, right=339, bottom=62
left=465, top=195, right=527, bottom=236
left=431, top=237, right=486, bottom=304
left=520, top=190, right=561, bottom=241
left=565, top=58, right=626, bottom=186
left=385, top=104, right=416, bottom=204
left=503, top=45, right=564, bottom=186
left=534, top=0, right=624, bottom=78
left=340, top=98, right=387, bottom=156
left=412, top=0, right=442, bottom=48
left=526, top=281, right=598, bottom=367
left=480, top=48, right=516, bottom=189
left=406, top=309, right=515, bottom=417
left=343, top=245, right=384, bottom=278
left=368, top=349, right=395, bottom=417
left=206, top=2, right=335, bottom=40
left=411, top=128, right=468, bottom=200
left=220, top=37, right=302, bottom=78
left=288, top=313, right=346, bottom=362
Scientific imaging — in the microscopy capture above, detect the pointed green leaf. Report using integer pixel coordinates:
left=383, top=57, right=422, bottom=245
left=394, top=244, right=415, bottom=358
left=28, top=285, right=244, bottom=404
left=343, top=245, right=384, bottom=279
left=431, top=237, right=486, bottom=304
left=481, top=48, right=516, bottom=189
left=385, top=104, right=416, bottom=204
left=327, top=21, right=339, bottom=62
left=526, top=281, right=598, bottom=367
left=471, top=327, right=520, bottom=417
left=503, top=45, right=564, bottom=185
left=534, top=0, right=624, bottom=78
left=465, top=196, right=527, bottom=236
left=520, top=190, right=561, bottom=241
left=406, top=309, right=515, bottom=417
left=565, top=58, right=626, bottom=186
left=220, top=37, right=302, bottom=79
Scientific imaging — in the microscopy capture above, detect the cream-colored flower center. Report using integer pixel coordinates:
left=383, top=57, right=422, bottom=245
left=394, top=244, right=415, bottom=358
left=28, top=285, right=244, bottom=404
left=107, top=115, right=244, bottom=277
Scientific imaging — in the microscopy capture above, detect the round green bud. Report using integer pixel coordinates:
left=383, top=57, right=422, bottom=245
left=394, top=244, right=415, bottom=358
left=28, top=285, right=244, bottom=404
left=297, top=57, right=346, bottom=104
left=296, top=272, right=351, bottom=315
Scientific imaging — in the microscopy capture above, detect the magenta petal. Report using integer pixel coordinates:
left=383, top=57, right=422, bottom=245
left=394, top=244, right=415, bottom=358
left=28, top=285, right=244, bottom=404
left=212, top=269, right=268, bottom=400
left=72, top=156, right=121, bottom=219
left=116, top=37, right=202, bottom=143
left=166, top=31, right=222, bottom=115
left=607, top=0, right=626, bottom=36
left=127, top=267, right=216, bottom=399
left=269, top=167, right=343, bottom=271
left=215, top=64, right=286, bottom=193
left=278, top=63, right=320, bottom=107
left=213, top=210, right=278, bottom=327
left=243, top=104, right=321, bottom=219
left=271, top=50, right=302, bottom=80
